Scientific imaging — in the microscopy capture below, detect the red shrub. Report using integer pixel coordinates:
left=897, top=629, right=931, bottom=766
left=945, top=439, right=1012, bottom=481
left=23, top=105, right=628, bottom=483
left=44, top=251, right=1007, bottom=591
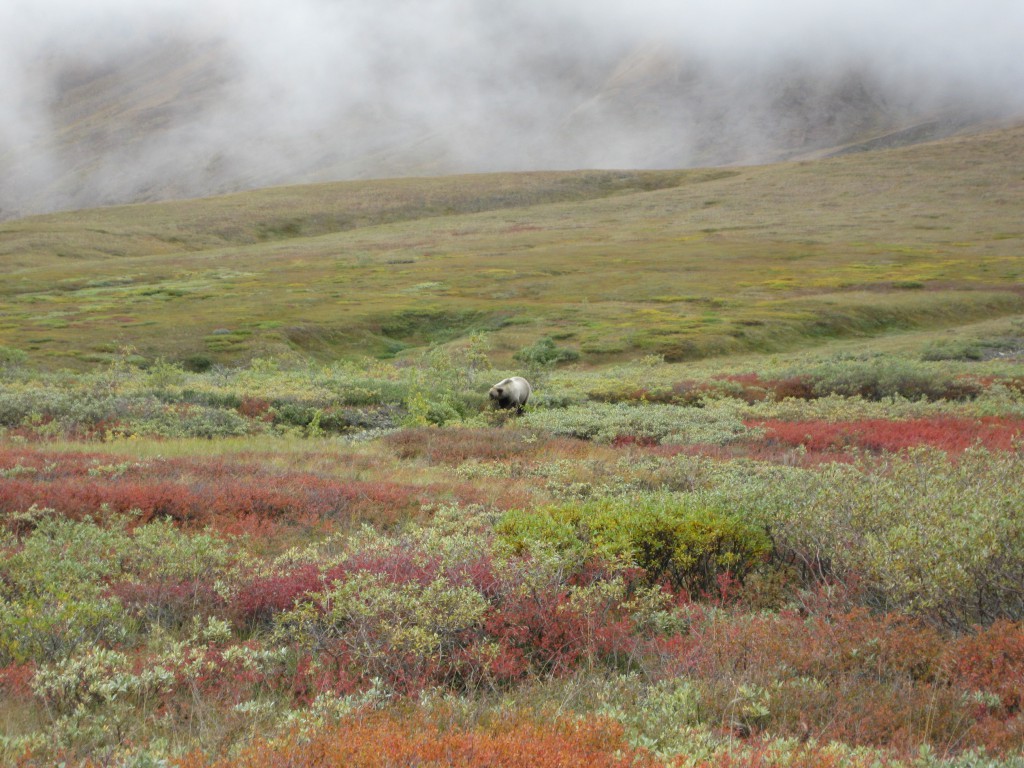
left=611, top=435, right=659, bottom=448
left=0, top=662, right=36, bottom=698
left=447, top=555, right=502, bottom=597
left=230, top=565, right=325, bottom=630
left=658, top=605, right=1024, bottom=755
left=237, top=397, right=273, bottom=421
left=669, top=374, right=817, bottom=405
left=631, top=441, right=845, bottom=468
left=0, top=477, right=203, bottom=525
left=484, top=592, right=588, bottom=676
left=338, top=480, right=423, bottom=520
left=481, top=572, right=640, bottom=679
left=229, top=551, right=649, bottom=694
left=945, top=620, right=1024, bottom=716
left=751, top=417, right=1024, bottom=455
left=324, top=546, right=443, bottom=593
left=0, top=448, right=98, bottom=477
left=764, top=375, right=816, bottom=401
left=444, top=480, right=535, bottom=512
left=213, top=513, right=306, bottom=543
left=0, top=447, right=427, bottom=534
left=668, top=380, right=711, bottom=405
left=715, top=373, right=771, bottom=403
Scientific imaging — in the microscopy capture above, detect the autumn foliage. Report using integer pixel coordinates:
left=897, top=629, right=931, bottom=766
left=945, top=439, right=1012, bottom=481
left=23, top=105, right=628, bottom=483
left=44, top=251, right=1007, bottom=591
left=4, top=357, right=1024, bottom=767
left=176, top=713, right=658, bottom=768
left=0, top=448, right=423, bottom=533
left=752, top=416, right=1024, bottom=454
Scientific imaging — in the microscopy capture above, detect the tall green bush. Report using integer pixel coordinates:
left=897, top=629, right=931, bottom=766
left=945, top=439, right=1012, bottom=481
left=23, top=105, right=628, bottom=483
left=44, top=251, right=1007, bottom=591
left=754, top=448, right=1024, bottom=627
left=802, top=357, right=980, bottom=401
left=0, top=514, right=132, bottom=664
left=498, top=494, right=771, bottom=594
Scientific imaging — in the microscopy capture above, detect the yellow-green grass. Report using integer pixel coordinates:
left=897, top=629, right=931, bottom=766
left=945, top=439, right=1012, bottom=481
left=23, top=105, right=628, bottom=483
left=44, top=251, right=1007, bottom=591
left=2, top=125, right=1023, bottom=369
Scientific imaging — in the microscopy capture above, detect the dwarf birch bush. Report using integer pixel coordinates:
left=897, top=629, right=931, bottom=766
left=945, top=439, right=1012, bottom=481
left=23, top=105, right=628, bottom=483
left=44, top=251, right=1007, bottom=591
left=800, top=357, right=982, bottom=401
left=275, top=571, right=489, bottom=691
left=594, top=676, right=704, bottom=758
left=125, top=517, right=233, bottom=583
left=330, top=573, right=488, bottom=660
left=0, top=386, right=253, bottom=438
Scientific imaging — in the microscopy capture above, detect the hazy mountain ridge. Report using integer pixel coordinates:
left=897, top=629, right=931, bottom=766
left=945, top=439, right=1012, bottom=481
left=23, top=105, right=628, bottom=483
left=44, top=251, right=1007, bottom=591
left=1, top=26, right=1016, bottom=221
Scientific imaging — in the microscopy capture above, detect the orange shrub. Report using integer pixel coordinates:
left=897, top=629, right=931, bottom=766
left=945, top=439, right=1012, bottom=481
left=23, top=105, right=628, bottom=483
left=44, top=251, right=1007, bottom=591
left=659, top=605, right=1022, bottom=755
left=942, top=620, right=1024, bottom=751
left=686, top=742, right=899, bottom=768
left=176, top=712, right=658, bottom=768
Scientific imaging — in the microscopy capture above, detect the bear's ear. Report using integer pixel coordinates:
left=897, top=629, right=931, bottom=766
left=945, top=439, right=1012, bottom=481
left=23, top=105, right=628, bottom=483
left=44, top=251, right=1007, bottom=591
left=495, top=388, right=504, bottom=395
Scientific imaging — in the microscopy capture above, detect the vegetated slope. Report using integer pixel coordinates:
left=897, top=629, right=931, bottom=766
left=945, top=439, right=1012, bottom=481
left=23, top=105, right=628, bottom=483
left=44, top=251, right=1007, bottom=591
left=1, top=123, right=1023, bottom=369
left=0, top=170, right=689, bottom=266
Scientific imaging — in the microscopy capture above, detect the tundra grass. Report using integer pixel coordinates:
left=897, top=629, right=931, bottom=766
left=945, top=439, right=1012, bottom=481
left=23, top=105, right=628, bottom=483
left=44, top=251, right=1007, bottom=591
left=2, top=125, right=1024, bottom=369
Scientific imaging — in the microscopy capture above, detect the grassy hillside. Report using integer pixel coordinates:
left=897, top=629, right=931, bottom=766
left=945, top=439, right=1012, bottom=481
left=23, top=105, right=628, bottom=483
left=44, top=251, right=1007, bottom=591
left=2, top=124, right=1023, bottom=370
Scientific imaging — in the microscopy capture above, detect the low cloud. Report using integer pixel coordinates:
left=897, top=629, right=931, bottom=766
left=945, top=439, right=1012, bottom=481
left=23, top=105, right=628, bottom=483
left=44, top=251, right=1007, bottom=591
left=2, top=0, right=1022, bottom=218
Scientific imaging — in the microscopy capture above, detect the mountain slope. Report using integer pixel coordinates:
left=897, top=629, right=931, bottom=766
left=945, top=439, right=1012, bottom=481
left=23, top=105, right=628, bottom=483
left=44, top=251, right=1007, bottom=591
left=1, top=35, right=1013, bottom=220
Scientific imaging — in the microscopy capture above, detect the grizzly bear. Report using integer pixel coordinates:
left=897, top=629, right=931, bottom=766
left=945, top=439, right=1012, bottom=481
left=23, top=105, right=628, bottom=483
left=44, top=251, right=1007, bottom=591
left=488, top=376, right=531, bottom=414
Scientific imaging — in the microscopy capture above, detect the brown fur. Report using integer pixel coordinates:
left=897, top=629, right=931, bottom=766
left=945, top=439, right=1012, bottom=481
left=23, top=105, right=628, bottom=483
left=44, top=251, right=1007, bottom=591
left=488, top=376, right=531, bottom=413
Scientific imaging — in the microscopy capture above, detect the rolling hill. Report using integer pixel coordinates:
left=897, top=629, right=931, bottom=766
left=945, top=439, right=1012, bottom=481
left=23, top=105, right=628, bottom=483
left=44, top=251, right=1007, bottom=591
left=2, top=121, right=1023, bottom=371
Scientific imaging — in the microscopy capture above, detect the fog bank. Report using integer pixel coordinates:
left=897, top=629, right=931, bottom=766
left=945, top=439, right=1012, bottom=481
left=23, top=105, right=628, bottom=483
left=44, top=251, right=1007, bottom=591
left=2, top=0, right=1022, bottom=218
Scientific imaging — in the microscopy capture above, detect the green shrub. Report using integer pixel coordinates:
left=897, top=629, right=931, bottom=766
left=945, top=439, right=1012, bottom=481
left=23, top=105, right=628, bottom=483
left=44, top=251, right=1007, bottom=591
left=280, top=571, right=488, bottom=678
left=181, top=354, right=214, bottom=372
left=145, top=358, right=187, bottom=390
left=270, top=401, right=329, bottom=429
left=0, top=388, right=252, bottom=438
left=521, top=401, right=751, bottom=445
left=498, top=494, right=771, bottom=594
left=401, top=389, right=464, bottom=427
left=921, top=339, right=988, bottom=361
left=591, top=676, right=703, bottom=758
left=922, top=335, right=1023, bottom=363
left=0, top=514, right=132, bottom=664
left=126, top=402, right=252, bottom=438
left=0, top=345, right=28, bottom=369
left=514, top=337, right=580, bottom=369
left=0, top=515, right=237, bottom=663
left=802, top=357, right=980, bottom=401
left=755, top=447, right=1024, bottom=627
